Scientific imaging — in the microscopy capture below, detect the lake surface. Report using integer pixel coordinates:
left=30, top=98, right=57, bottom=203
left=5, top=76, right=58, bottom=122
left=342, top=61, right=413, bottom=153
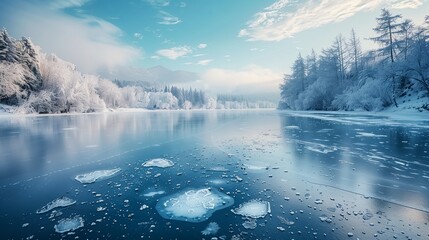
left=0, top=110, right=428, bottom=239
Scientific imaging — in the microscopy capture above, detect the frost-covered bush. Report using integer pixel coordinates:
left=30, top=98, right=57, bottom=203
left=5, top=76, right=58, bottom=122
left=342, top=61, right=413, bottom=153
left=182, top=100, right=192, bottom=110
left=205, top=97, right=217, bottom=109
left=146, top=92, right=178, bottom=109
left=332, top=77, right=391, bottom=111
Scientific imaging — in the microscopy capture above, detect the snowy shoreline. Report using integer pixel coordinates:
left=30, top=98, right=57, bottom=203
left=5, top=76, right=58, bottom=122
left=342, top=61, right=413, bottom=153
left=0, top=105, right=277, bottom=117
left=1, top=104, right=428, bottom=122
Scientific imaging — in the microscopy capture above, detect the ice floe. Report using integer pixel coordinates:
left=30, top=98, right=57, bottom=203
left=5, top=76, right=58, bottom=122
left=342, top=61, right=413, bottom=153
left=155, top=188, right=234, bottom=222
left=242, top=219, right=257, bottom=229
left=231, top=199, right=271, bottom=219
left=54, top=216, right=84, bottom=233
left=75, top=168, right=121, bottom=184
left=36, top=197, right=76, bottom=214
left=142, top=158, right=174, bottom=168
left=201, top=222, right=220, bottom=235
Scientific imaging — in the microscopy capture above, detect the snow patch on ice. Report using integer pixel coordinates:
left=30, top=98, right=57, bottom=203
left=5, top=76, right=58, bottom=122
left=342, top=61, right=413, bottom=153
left=356, top=132, right=387, bottom=138
left=54, top=216, right=84, bottom=233
left=243, top=164, right=268, bottom=170
left=284, top=126, right=300, bottom=130
left=143, top=190, right=165, bottom=197
left=232, top=199, right=271, bottom=219
left=155, top=188, right=234, bottom=222
left=305, top=145, right=336, bottom=154
left=208, top=179, right=227, bottom=185
left=208, top=166, right=229, bottom=172
left=201, top=222, right=220, bottom=235
left=36, top=197, right=76, bottom=214
left=75, top=168, right=121, bottom=184
left=142, top=158, right=174, bottom=168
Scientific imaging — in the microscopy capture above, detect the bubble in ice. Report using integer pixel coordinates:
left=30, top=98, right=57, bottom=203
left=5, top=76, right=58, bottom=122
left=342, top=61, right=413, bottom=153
left=54, top=216, right=84, bottom=233
left=362, top=211, right=373, bottom=220
left=201, top=222, right=220, bottom=235
left=75, top=168, right=121, bottom=184
left=142, top=158, right=174, bottom=168
left=155, top=188, right=234, bottom=223
left=231, top=199, right=271, bottom=219
left=36, top=197, right=76, bottom=214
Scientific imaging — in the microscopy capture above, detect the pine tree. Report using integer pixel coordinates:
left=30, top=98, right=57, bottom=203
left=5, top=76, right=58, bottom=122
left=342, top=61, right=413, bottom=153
left=305, top=50, right=318, bottom=86
left=371, top=9, right=402, bottom=63
left=293, top=54, right=306, bottom=91
left=348, top=29, right=362, bottom=76
left=0, top=29, right=19, bottom=63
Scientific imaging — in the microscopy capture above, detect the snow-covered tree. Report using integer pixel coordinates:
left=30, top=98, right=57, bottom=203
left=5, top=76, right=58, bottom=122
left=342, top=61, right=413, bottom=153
left=147, top=92, right=178, bottom=109
left=0, top=62, right=26, bottom=104
left=182, top=100, right=192, bottom=110
left=205, top=97, right=217, bottom=109
left=98, top=79, right=123, bottom=108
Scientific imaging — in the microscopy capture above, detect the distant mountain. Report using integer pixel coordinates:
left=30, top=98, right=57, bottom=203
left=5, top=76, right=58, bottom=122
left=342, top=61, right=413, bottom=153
left=103, top=65, right=199, bottom=86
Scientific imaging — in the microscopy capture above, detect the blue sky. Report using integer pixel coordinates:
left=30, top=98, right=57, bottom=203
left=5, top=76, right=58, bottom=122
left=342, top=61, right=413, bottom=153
left=1, top=0, right=428, bottom=100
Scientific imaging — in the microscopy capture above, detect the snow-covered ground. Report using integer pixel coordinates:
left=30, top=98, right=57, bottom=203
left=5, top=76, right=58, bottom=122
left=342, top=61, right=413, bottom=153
left=0, top=104, right=16, bottom=115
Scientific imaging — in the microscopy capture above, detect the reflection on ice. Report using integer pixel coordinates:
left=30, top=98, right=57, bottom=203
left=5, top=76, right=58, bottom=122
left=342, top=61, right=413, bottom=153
left=36, top=196, right=76, bottom=214
left=155, top=188, right=234, bottom=222
left=232, top=200, right=271, bottom=219
left=75, top=168, right=121, bottom=184
left=54, top=216, right=84, bottom=233
left=142, top=158, right=174, bottom=168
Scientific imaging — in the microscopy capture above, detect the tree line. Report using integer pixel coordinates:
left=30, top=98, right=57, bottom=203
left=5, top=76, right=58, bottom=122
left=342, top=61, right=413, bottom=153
left=0, top=29, right=275, bottom=113
left=279, top=9, right=429, bottom=111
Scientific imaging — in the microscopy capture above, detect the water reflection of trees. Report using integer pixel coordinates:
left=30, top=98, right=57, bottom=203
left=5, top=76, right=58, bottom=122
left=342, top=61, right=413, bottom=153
left=0, top=111, right=221, bottom=180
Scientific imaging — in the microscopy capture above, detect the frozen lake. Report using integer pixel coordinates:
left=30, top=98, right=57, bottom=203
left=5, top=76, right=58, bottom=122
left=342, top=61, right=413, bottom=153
left=0, top=110, right=428, bottom=239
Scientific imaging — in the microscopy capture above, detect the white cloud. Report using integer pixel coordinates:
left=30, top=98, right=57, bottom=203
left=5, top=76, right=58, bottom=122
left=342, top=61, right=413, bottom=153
left=239, top=0, right=423, bottom=41
left=200, top=65, right=282, bottom=94
left=179, top=2, right=187, bottom=7
left=0, top=0, right=141, bottom=75
left=50, top=0, right=90, bottom=9
left=391, top=0, right=423, bottom=9
left=133, top=32, right=143, bottom=40
left=158, top=11, right=181, bottom=25
left=196, top=59, right=213, bottom=66
left=151, top=55, right=161, bottom=60
left=146, top=0, right=170, bottom=7
left=198, top=43, right=207, bottom=49
left=157, top=46, right=192, bottom=60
